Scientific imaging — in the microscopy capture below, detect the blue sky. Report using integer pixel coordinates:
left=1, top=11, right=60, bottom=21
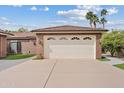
left=0, top=5, right=123, bottom=31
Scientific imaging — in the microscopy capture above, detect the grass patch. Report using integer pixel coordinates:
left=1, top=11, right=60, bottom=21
left=114, top=64, right=124, bottom=70
left=97, top=56, right=111, bottom=61
left=3, top=54, right=34, bottom=60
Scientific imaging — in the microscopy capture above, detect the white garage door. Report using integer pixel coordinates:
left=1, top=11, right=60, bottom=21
left=44, top=35, right=96, bottom=59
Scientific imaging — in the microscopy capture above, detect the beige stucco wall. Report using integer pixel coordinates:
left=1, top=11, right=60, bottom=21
left=36, top=34, right=44, bottom=58
left=0, top=35, right=7, bottom=58
left=21, top=40, right=36, bottom=55
left=96, top=34, right=102, bottom=59
left=7, top=40, right=36, bottom=55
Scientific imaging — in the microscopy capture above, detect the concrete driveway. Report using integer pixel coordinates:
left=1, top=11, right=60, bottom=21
left=0, top=57, right=33, bottom=71
left=0, top=59, right=124, bottom=88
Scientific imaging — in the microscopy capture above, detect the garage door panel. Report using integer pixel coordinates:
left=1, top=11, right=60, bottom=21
left=44, top=35, right=96, bottom=59
left=46, top=41, right=94, bottom=45
left=49, top=45, right=94, bottom=59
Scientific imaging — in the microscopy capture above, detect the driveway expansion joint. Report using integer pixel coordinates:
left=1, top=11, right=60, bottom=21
left=43, top=60, right=57, bottom=88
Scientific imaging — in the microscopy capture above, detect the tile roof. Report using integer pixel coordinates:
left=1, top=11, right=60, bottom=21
left=7, top=36, right=36, bottom=40
left=7, top=32, right=36, bottom=40
left=0, top=29, right=13, bottom=36
left=32, top=25, right=108, bottom=32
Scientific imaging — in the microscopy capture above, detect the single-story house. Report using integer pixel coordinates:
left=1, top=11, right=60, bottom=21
left=32, top=25, right=108, bottom=59
left=0, top=30, right=12, bottom=58
left=7, top=32, right=36, bottom=55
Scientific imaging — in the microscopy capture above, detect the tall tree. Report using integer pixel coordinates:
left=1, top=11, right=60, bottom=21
left=85, top=11, right=99, bottom=29
left=85, top=11, right=94, bottom=28
left=92, top=14, right=99, bottom=29
left=18, top=27, right=28, bottom=32
left=101, top=9, right=108, bottom=16
left=100, top=18, right=107, bottom=29
left=85, top=9, right=108, bottom=29
left=100, top=9, right=108, bottom=29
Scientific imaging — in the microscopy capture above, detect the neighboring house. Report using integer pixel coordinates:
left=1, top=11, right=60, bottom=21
left=32, top=25, right=108, bottom=59
left=7, top=32, right=36, bottom=55
left=0, top=30, right=12, bottom=58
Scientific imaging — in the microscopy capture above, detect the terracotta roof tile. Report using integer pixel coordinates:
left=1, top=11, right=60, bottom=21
left=32, top=25, right=108, bottom=32
left=7, top=32, right=36, bottom=40
left=0, top=29, right=13, bottom=36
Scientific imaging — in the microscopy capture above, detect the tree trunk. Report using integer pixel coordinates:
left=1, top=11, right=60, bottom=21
left=90, top=23, right=92, bottom=28
left=111, top=52, right=114, bottom=57
left=103, top=23, right=105, bottom=29
left=110, top=51, right=115, bottom=57
left=90, top=21, right=93, bottom=29
left=93, top=22, right=96, bottom=29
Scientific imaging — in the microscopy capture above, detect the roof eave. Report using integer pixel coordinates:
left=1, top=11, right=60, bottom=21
left=32, top=29, right=108, bottom=32
left=0, top=32, right=13, bottom=36
left=35, top=30, right=107, bottom=35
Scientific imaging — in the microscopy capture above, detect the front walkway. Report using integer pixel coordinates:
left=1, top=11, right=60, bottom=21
left=0, top=59, right=124, bottom=88
left=0, top=57, right=33, bottom=71
left=103, top=54, right=124, bottom=65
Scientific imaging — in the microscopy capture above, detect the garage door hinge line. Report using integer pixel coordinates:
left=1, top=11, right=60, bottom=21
left=43, top=60, right=57, bottom=88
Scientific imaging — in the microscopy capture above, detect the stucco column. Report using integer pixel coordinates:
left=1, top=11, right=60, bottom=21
left=36, top=34, right=44, bottom=59
left=0, top=35, right=7, bottom=58
left=96, top=34, right=102, bottom=59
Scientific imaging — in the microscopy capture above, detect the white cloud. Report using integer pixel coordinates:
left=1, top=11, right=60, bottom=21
left=77, top=5, right=102, bottom=13
left=57, top=9, right=88, bottom=21
left=57, top=5, right=103, bottom=21
left=107, top=7, right=118, bottom=15
left=40, top=6, right=49, bottom=11
left=1, top=17, right=8, bottom=21
left=107, top=20, right=124, bottom=30
left=31, top=6, right=49, bottom=12
left=43, top=7, right=49, bottom=11
left=0, top=16, right=38, bottom=30
left=57, top=5, right=118, bottom=21
left=0, top=17, right=12, bottom=25
left=107, top=20, right=124, bottom=25
left=30, top=6, right=37, bottom=11
left=4, top=22, right=11, bottom=25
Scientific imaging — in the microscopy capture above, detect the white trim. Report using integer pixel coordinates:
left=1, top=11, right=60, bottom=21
left=94, top=35, right=96, bottom=59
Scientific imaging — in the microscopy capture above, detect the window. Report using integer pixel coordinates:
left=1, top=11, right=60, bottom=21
left=59, top=37, right=68, bottom=40
left=10, top=42, right=21, bottom=54
left=47, top=37, right=56, bottom=40
left=71, top=37, right=80, bottom=40
left=83, top=37, right=92, bottom=40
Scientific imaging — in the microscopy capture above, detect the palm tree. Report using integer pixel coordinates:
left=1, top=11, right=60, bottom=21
left=100, top=9, right=108, bottom=29
left=100, top=18, right=107, bottom=29
left=92, top=14, right=99, bottom=29
left=85, top=11, right=94, bottom=28
left=86, top=11, right=99, bottom=29
left=101, top=9, right=108, bottom=16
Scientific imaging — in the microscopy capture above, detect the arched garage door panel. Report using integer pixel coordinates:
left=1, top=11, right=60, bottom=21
left=44, top=35, right=96, bottom=59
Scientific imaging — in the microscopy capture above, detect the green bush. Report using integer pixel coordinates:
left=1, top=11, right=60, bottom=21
left=101, top=30, right=124, bottom=56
